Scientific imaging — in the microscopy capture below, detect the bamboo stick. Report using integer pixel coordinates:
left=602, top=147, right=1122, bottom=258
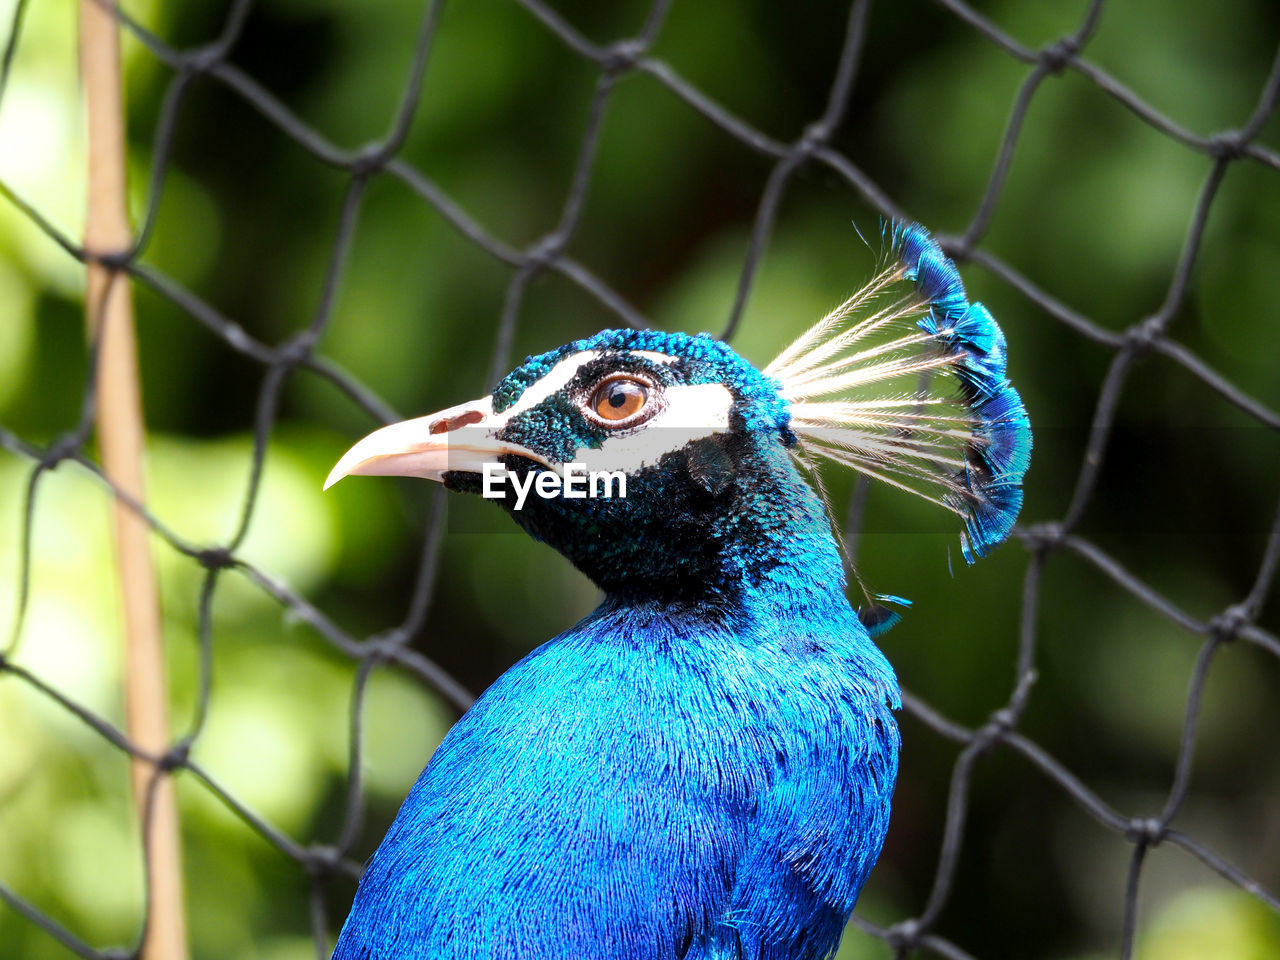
left=79, top=3, right=188, bottom=959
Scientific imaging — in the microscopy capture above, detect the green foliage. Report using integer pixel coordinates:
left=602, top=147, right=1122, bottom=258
left=0, top=0, right=1277, bottom=957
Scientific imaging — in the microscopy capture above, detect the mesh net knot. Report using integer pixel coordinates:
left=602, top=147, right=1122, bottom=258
left=89, top=247, right=135, bottom=272
left=1209, top=604, right=1249, bottom=644
left=1022, top=521, right=1064, bottom=554
left=1040, top=38, right=1079, bottom=75
left=158, top=742, right=191, bottom=773
left=276, top=332, right=318, bottom=367
left=601, top=39, right=643, bottom=75
left=1209, top=131, right=1247, bottom=161
left=1124, top=315, right=1164, bottom=355
left=196, top=546, right=235, bottom=571
left=352, top=143, right=392, bottom=179
left=305, top=844, right=345, bottom=878
left=976, top=706, right=1017, bottom=749
left=789, top=123, right=831, bottom=160
left=183, top=43, right=225, bottom=77
left=886, top=918, right=921, bottom=952
left=525, top=235, right=565, bottom=273
left=40, top=435, right=80, bottom=472
left=365, top=631, right=407, bottom=663
left=1126, top=817, right=1166, bottom=846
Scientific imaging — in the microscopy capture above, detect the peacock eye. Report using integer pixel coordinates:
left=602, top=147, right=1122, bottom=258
left=588, top=376, right=650, bottom=424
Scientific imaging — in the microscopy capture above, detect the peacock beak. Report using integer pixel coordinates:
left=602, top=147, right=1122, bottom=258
left=323, top=396, right=551, bottom=490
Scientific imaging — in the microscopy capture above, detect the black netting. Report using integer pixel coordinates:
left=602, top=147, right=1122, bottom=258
left=1, top=1, right=1277, bottom=959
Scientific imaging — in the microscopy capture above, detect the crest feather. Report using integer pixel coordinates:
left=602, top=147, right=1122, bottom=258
left=767, top=222, right=1032, bottom=563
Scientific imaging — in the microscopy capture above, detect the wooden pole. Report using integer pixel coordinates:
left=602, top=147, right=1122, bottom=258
left=79, top=4, right=188, bottom=959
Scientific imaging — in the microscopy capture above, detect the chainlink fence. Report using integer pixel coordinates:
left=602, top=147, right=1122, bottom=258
left=0, top=1, right=1278, bottom=959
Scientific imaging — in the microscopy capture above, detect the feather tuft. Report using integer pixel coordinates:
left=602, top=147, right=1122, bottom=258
left=856, top=594, right=913, bottom=638
left=769, top=222, right=1032, bottom=563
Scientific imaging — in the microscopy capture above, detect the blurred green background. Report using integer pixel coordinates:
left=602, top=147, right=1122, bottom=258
left=1, top=0, right=1278, bottom=958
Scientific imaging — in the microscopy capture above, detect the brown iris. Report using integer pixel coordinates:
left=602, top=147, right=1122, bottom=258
left=590, top=377, right=649, bottom=423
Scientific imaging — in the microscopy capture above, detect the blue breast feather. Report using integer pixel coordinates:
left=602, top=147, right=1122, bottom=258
left=334, top=598, right=899, bottom=960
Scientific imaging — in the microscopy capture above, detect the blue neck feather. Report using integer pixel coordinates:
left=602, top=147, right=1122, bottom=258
left=495, top=430, right=848, bottom=621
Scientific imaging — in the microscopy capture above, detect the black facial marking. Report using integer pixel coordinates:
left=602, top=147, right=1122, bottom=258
left=562, top=353, right=679, bottom=401
left=498, top=391, right=607, bottom=464
left=685, top=436, right=737, bottom=497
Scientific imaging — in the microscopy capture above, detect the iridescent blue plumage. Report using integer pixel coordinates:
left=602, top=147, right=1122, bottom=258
left=338, top=550, right=898, bottom=958
left=892, top=223, right=1032, bottom=562
left=325, top=222, right=1030, bottom=959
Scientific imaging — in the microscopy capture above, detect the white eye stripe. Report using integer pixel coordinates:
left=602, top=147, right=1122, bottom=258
left=499, top=351, right=602, bottom=420
left=496, top=349, right=679, bottom=422
left=626, top=350, right=680, bottom=365
left=570, top=383, right=734, bottom=474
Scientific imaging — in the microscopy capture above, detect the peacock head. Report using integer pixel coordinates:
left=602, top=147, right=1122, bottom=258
left=325, top=223, right=1032, bottom=602
left=326, top=327, right=807, bottom=598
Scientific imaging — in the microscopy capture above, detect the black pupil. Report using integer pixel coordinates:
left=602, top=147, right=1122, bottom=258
left=608, top=386, right=629, bottom=408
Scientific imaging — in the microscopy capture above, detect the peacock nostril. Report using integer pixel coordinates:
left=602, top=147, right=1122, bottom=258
left=429, top=409, right=484, bottom=435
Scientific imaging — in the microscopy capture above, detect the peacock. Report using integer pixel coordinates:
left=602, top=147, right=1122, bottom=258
left=323, top=223, right=1031, bottom=959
